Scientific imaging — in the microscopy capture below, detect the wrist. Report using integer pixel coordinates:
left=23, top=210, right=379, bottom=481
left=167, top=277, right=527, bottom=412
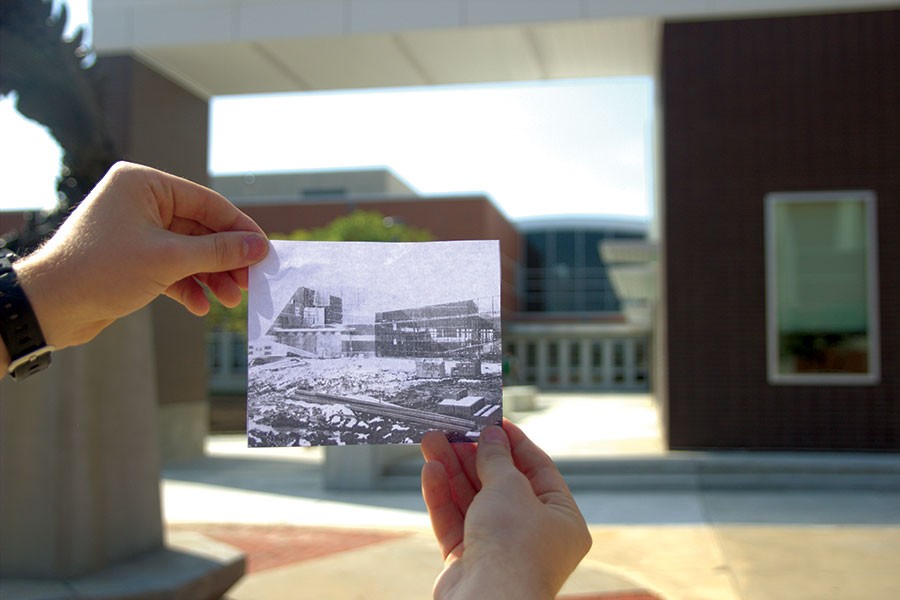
left=0, top=251, right=56, bottom=380
left=12, top=253, right=70, bottom=352
left=437, top=556, right=557, bottom=600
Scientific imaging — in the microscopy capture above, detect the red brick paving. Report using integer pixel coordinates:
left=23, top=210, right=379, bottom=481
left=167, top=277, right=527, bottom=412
left=172, top=524, right=662, bottom=599
left=559, top=594, right=661, bottom=600
left=170, top=523, right=407, bottom=574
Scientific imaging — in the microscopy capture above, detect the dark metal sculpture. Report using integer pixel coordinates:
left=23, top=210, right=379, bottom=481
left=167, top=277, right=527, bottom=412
left=0, top=0, right=117, bottom=255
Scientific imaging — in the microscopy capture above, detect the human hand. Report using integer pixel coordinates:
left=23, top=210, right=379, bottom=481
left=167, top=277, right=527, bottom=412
left=9, top=161, right=268, bottom=353
left=421, top=419, right=592, bottom=600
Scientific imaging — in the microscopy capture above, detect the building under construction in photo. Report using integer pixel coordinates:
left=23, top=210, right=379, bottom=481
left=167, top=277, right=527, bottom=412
left=266, top=287, right=345, bottom=358
left=374, top=299, right=500, bottom=359
left=272, top=287, right=343, bottom=329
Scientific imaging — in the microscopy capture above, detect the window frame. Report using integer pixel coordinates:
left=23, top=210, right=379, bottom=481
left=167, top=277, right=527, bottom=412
left=765, top=190, right=880, bottom=385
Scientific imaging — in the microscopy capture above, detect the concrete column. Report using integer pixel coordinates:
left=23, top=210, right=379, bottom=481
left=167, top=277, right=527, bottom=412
left=0, top=54, right=245, bottom=598
left=95, top=55, right=212, bottom=465
left=624, top=337, right=637, bottom=388
left=580, top=338, right=591, bottom=389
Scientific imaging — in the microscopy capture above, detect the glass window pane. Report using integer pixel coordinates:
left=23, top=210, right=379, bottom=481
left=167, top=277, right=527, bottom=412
left=585, top=232, right=604, bottom=269
left=591, top=342, right=605, bottom=384
left=767, top=191, right=879, bottom=383
left=554, top=231, right=577, bottom=270
left=525, top=233, right=547, bottom=269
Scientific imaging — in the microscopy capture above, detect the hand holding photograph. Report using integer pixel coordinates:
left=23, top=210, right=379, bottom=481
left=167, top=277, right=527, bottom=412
left=247, top=240, right=503, bottom=447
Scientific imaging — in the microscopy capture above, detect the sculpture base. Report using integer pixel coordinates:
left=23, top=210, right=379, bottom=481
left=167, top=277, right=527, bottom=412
left=0, top=532, right=244, bottom=600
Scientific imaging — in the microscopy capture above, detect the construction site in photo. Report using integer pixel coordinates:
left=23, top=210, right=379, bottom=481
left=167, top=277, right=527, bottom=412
left=248, top=286, right=503, bottom=446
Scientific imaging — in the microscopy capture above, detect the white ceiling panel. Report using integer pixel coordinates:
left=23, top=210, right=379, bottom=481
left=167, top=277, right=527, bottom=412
left=96, top=0, right=892, bottom=97
left=139, top=42, right=305, bottom=97
left=260, top=34, right=429, bottom=90
left=532, top=19, right=658, bottom=79
left=400, top=26, right=544, bottom=84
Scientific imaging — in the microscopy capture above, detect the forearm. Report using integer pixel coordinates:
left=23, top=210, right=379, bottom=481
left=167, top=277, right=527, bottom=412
left=1, top=162, right=269, bottom=382
left=12, top=251, right=83, bottom=352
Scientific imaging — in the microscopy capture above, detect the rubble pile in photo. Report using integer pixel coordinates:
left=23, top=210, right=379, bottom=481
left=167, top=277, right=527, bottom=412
left=247, top=356, right=502, bottom=446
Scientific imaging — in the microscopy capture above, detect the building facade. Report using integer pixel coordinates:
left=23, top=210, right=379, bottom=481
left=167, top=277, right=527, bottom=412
left=662, top=10, right=899, bottom=450
left=505, top=217, right=651, bottom=391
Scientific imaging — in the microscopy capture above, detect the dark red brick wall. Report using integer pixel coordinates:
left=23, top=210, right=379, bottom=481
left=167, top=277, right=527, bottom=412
left=663, top=10, right=900, bottom=450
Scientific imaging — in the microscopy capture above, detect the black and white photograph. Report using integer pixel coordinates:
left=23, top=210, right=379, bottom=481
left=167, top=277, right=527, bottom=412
left=247, top=240, right=502, bottom=447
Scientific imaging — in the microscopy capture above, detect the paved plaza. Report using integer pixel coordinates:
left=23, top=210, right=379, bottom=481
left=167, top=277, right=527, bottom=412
left=162, top=394, right=900, bottom=600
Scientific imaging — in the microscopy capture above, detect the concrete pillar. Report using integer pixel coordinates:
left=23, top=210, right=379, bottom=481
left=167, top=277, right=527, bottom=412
left=604, top=339, right=615, bottom=389
left=0, top=55, right=244, bottom=598
left=537, top=338, right=549, bottom=388
left=580, top=338, right=591, bottom=389
left=95, top=55, right=212, bottom=464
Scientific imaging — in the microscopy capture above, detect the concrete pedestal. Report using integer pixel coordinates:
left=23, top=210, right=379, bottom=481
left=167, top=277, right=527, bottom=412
left=503, top=385, right=539, bottom=412
left=0, top=532, right=244, bottom=600
left=0, top=309, right=244, bottom=597
left=324, top=444, right=421, bottom=490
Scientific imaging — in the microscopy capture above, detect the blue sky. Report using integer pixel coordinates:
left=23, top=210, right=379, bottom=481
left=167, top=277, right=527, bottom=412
left=1, top=0, right=654, bottom=222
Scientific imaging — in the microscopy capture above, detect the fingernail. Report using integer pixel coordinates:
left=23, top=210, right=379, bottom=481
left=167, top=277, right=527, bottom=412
left=480, top=425, right=507, bottom=446
left=243, top=234, right=268, bottom=261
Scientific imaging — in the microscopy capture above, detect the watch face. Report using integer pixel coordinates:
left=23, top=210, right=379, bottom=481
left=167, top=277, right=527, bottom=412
left=9, top=349, right=53, bottom=380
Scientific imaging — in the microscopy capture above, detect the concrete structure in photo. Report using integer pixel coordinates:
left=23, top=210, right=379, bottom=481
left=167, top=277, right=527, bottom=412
left=375, top=299, right=499, bottom=359
left=265, top=286, right=345, bottom=359
left=437, top=392, right=485, bottom=417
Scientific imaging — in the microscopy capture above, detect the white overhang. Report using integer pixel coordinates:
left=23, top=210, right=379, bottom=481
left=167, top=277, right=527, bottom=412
left=92, top=0, right=895, bottom=99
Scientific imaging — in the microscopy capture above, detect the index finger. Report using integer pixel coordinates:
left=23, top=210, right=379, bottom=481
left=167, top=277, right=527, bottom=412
left=154, top=169, right=264, bottom=235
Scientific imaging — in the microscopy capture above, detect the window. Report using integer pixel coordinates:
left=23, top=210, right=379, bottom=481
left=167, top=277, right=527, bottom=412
left=569, top=341, right=581, bottom=385
left=591, top=341, right=604, bottom=385
left=230, top=333, right=246, bottom=370
left=765, top=191, right=880, bottom=384
left=301, top=187, right=346, bottom=198
left=635, top=338, right=648, bottom=384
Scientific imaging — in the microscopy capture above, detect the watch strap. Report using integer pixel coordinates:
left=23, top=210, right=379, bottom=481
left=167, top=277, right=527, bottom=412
left=0, top=251, right=54, bottom=380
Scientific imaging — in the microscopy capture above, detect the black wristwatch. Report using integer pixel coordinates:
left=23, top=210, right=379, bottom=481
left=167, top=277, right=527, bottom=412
left=0, top=251, right=54, bottom=380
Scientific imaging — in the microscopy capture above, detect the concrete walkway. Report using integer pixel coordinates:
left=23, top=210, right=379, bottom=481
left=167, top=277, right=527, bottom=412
left=162, top=394, right=900, bottom=599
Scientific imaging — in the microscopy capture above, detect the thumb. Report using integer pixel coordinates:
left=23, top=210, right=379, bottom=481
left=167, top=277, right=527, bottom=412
left=174, top=231, right=269, bottom=275
left=475, top=425, right=517, bottom=486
